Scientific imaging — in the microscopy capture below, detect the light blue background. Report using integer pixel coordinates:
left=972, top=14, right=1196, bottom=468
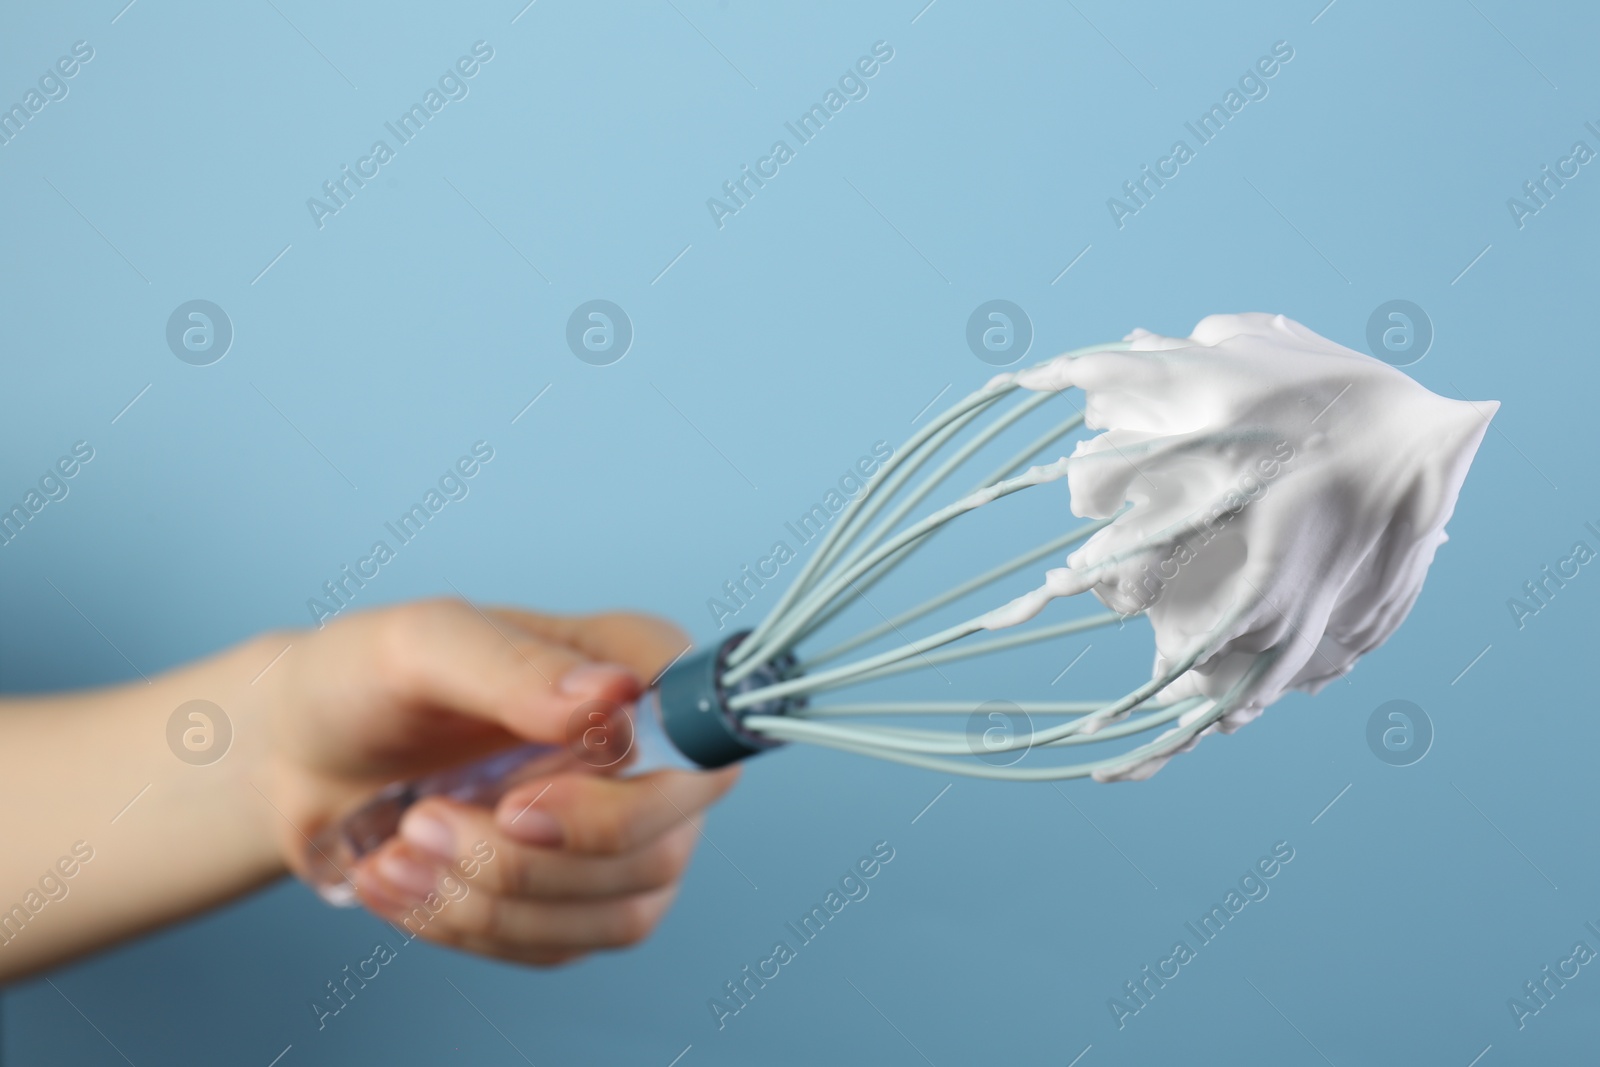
left=2, top=0, right=1596, bottom=1063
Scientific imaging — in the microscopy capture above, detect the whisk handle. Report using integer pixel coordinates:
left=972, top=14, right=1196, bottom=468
left=303, top=686, right=698, bottom=906
left=301, top=633, right=799, bottom=907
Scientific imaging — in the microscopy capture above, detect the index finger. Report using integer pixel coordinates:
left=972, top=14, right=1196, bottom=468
left=486, top=609, right=693, bottom=685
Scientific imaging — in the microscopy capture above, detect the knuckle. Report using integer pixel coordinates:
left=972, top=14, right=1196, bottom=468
left=636, top=829, right=695, bottom=890
left=505, top=852, right=548, bottom=897
left=639, top=611, right=690, bottom=647
left=477, top=853, right=516, bottom=895
left=610, top=895, right=661, bottom=946
left=403, top=597, right=470, bottom=631
left=395, top=900, right=451, bottom=941
left=585, top=812, right=633, bottom=856
left=375, top=599, right=457, bottom=672
left=592, top=610, right=690, bottom=655
left=483, top=895, right=520, bottom=943
left=668, top=821, right=700, bottom=864
left=630, top=849, right=678, bottom=893
left=373, top=612, right=420, bottom=679
left=567, top=796, right=638, bottom=856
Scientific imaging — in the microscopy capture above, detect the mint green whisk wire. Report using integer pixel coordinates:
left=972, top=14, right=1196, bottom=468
left=711, top=340, right=1271, bottom=781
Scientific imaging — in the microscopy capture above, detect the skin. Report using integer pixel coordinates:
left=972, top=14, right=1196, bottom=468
left=0, top=599, right=739, bottom=981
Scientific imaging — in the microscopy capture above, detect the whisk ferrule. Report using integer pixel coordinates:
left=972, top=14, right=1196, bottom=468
left=657, top=631, right=803, bottom=768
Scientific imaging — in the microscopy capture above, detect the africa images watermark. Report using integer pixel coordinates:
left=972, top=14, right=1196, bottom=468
left=708, top=841, right=896, bottom=1030
left=0, top=841, right=96, bottom=950
left=1108, top=840, right=1296, bottom=1030
left=306, top=41, right=496, bottom=230
left=705, top=40, right=896, bottom=230
left=1106, top=40, right=1295, bottom=229
left=1505, top=518, right=1598, bottom=630
left=0, top=40, right=95, bottom=150
left=310, top=840, right=496, bottom=1031
left=0, top=440, right=96, bottom=550
left=1122, top=440, right=1296, bottom=614
left=306, top=441, right=495, bottom=627
left=1506, top=917, right=1600, bottom=1032
left=1505, top=118, right=1600, bottom=230
left=706, top=440, right=894, bottom=631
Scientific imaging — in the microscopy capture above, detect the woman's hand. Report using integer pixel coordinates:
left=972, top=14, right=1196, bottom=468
left=0, top=600, right=738, bottom=981
left=254, top=600, right=740, bottom=966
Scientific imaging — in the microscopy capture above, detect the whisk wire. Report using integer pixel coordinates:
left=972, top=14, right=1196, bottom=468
left=806, top=397, right=1007, bottom=583
left=821, top=391, right=1057, bottom=581
left=787, top=611, right=1127, bottom=702
left=803, top=518, right=1110, bottom=668
left=732, top=457, right=1075, bottom=679
left=773, top=409, right=1094, bottom=661
left=741, top=650, right=1272, bottom=781
left=783, top=696, right=1205, bottom=748
left=731, top=342, right=1131, bottom=678
left=743, top=636, right=1209, bottom=756
left=715, top=339, right=1268, bottom=783
left=796, top=701, right=1128, bottom=716
left=727, top=382, right=1017, bottom=669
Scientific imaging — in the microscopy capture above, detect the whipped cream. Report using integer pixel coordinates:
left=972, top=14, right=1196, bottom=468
left=984, top=313, right=1497, bottom=776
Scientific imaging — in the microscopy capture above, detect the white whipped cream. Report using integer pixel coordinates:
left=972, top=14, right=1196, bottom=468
left=983, top=313, right=1497, bottom=777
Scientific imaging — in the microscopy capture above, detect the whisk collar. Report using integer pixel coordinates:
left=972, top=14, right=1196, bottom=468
left=658, top=631, right=802, bottom=768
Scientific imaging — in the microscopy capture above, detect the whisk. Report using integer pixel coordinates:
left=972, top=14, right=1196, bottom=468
left=306, top=313, right=1493, bottom=904
left=305, top=340, right=1238, bottom=903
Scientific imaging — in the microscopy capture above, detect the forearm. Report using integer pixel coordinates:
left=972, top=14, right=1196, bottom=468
left=0, top=634, right=287, bottom=981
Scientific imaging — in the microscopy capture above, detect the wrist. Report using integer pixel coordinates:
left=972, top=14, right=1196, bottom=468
left=206, top=630, right=299, bottom=878
left=132, top=629, right=300, bottom=888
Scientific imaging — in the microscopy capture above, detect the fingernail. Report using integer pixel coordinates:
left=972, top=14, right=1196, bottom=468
left=504, top=806, right=563, bottom=848
left=400, top=809, right=455, bottom=862
left=559, top=662, right=638, bottom=698
left=376, top=849, right=441, bottom=900
left=353, top=867, right=411, bottom=916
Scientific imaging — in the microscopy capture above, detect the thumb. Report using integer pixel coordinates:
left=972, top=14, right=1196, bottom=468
left=383, top=599, right=642, bottom=744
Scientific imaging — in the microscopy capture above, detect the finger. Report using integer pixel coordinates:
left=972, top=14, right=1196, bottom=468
left=484, top=609, right=692, bottom=685
left=449, top=883, right=680, bottom=955
left=373, top=598, right=643, bottom=743
left=355, top=858, right=680, bottom=955
left=385, top=797, right=701, bottom=900
left=450, top=943, right=588, bottom=968
left=493, top=767, right=740, bottom=855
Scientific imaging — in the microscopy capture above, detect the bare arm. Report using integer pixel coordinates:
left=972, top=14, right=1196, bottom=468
left=0, top=602, right=738, bottom=982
